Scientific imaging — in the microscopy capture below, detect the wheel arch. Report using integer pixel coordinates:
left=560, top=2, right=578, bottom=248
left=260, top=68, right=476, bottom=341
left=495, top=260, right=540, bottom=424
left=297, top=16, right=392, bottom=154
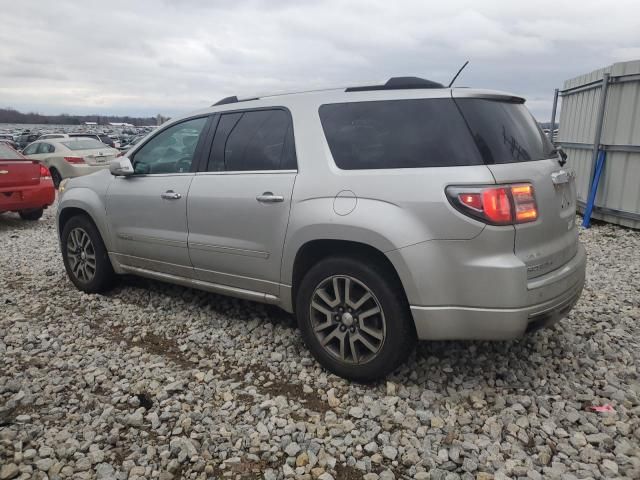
left=286, top=238, right=412, bottom=316
left=57, top=190, right=112, bottom=251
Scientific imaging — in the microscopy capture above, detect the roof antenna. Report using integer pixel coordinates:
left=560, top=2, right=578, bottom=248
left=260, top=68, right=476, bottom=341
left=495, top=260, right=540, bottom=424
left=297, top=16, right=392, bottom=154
left=448, top=60, right=469, bottom=88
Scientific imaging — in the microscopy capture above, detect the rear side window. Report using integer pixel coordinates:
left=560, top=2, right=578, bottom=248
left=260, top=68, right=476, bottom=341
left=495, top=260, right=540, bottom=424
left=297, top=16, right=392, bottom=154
left=319, top=99, right=483, bottom=169
left=207, top=109, right=296, bottom=172
left=454, top=99, right=554, bottom=164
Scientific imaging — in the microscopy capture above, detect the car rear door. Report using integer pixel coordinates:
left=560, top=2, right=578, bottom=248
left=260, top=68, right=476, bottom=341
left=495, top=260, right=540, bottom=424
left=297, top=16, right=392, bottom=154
left=454, top=96, right=578, bottom=279
left=187, top=108, right=297, bottom=297
left=105, top=116, right=210, bottom=278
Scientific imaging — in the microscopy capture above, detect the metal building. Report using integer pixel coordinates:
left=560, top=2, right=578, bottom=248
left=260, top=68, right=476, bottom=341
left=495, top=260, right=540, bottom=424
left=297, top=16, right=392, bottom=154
left=550, top=60, right=640, bottom=229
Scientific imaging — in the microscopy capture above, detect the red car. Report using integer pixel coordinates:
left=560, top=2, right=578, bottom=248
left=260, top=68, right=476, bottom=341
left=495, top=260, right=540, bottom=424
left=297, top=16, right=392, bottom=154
left=0, top=143, right=55, bottom=220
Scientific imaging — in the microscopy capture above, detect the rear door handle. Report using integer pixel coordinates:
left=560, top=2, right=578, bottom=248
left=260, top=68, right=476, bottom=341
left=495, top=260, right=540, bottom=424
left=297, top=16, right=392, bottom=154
left=256, top=192, right=284, bottom=203
left=161, top=190, right=182, bottom=200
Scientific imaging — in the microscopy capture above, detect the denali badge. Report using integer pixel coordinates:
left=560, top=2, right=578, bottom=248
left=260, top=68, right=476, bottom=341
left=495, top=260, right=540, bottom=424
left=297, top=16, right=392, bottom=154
left=527, top=260, right=553, bottom=273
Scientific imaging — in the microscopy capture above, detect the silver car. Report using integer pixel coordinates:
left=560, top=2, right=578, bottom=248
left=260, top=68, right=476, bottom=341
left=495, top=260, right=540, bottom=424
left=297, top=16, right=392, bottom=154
left=57, top=77, right=586, bottom=381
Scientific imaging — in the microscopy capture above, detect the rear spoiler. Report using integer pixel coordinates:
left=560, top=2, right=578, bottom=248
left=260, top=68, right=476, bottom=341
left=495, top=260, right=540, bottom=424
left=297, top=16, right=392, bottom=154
left=451, top=88, right=525, bottom=104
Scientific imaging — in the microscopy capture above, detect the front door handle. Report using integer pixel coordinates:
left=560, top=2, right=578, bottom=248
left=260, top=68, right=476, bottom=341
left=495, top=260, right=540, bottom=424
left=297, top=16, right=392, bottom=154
left=161, top=190, right=182, bottom=200
left=256, top=192, right=284, bottom=203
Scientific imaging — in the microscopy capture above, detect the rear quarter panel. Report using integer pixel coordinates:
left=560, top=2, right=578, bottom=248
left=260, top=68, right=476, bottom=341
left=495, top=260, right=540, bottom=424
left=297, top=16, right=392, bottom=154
left=281, top=99, right=496, bottom=287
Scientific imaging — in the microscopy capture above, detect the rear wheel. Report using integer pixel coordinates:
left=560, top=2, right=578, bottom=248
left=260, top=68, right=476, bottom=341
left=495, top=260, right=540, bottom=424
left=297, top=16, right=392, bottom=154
left=19, top=208, right=44, bottom=221
left=296, top=256, right=416, bottom=382
left=61, top=215, right=115, bottom=293
left=50, top=168, right=62, bottom=189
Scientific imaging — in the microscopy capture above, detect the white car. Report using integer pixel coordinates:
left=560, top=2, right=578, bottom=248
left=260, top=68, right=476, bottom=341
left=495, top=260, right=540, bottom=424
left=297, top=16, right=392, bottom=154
left=22, top=138, right=119, bottom=188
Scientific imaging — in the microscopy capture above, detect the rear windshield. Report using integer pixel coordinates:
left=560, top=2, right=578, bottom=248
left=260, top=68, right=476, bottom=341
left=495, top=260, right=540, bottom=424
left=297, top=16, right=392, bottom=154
left=0, top=143, right=23, bottom=160
left=454, top=98, right=554, bottom=164
left=319, top=99, right=483, bottom=169
left=61, top=139, right=107, bottom=150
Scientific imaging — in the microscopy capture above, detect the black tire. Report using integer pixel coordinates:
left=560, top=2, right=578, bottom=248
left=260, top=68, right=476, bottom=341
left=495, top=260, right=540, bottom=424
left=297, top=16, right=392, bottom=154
left=61, top=215, right=115, bottom=293
left=296, top=256, right=416, bottom=382
left=19, top=208, right=44, bottom=221
left=50, top=168, right=62, bottom=189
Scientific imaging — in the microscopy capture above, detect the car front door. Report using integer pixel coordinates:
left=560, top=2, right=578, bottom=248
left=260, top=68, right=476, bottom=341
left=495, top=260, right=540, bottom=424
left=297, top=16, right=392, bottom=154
left=187, top=108, right=297, bottom=297
left=106, top=116, right=210, bottom=278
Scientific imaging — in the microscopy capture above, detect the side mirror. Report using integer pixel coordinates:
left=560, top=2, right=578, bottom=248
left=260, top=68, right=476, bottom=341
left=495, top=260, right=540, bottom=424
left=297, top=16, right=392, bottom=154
left=110, top=157, right=134, bottom=176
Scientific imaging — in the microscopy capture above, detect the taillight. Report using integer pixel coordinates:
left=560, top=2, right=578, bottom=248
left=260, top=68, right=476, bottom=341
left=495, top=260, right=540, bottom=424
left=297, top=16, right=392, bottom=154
left=117, top=151, right=125, bottom=157
left=511, top=184, right=538, bottom=222
left=39, top=164, right=51, bottom=180
left=447, top=184, right=538, bottom=225
left=64, top=156, right=85, bottom=164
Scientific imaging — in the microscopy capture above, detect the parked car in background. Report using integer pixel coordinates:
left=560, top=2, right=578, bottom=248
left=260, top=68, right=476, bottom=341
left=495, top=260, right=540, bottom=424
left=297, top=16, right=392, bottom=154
left=0, top=138, right=19, bottom=150
left=55, top=77, right=586, bottom=380
left=0, top=143, right=54, bottom=220
left=22, top=138, right=118, bottom=188
left=38, top=132, right=116, bottom=148
left=16, top=132, right=40, bottom=149
left=117, top=135, right=144, bottom=151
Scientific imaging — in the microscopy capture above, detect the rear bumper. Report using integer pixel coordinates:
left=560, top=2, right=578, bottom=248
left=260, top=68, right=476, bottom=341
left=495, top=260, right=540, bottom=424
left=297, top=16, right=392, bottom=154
left=406, top=243, right=587, bottom=340
left=0, top=182, right=55, bottom=213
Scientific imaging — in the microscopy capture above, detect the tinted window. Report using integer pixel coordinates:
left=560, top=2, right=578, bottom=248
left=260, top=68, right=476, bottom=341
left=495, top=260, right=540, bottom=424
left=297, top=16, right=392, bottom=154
left=454, top=99, right=554, bottom=164
left=133, top=117, right=207, bottom=174
left=207, top=109, right=296, bottom=172
left=319, top=99, right=483, bottom=169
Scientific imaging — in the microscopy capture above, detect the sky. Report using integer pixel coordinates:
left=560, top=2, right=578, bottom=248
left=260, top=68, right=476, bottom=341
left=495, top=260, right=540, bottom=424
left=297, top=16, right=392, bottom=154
left=1, top=0, right=639, bottom=121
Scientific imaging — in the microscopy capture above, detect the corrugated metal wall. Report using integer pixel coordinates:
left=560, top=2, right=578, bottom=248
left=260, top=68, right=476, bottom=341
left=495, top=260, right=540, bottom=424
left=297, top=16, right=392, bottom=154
left=557, top=60, right=640, bottom=229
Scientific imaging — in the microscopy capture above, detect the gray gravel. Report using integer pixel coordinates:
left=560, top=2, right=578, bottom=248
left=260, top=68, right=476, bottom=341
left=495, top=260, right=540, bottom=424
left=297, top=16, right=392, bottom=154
left=1, top=204, right=639, bottom=480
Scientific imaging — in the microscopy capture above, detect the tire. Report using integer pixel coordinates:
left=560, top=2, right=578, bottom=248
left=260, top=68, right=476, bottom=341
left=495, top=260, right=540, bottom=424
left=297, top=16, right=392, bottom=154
left=50, top=168, right=62, bottom=189
left=60, top=215, right=115, bottom=293
left=19, top=208, right=44, bottom=221
left=296, top=256, right=416, bottom=382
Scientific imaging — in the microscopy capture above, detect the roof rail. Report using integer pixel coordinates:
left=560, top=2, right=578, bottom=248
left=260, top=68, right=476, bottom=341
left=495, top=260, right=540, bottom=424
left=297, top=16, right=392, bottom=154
left=212, top=95, right=260, bottom=107
left=345, top=76, right=445, bottom=92
left=212, top=96, right=239, bottom=106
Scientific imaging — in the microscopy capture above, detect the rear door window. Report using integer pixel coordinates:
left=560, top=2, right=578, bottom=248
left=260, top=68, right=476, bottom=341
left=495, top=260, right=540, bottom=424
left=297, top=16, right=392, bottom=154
left=319, top=99, right=483, bottom=169
left=207, top=109, right=296, bottom=172
left=453, top=99, right=554, bottom=164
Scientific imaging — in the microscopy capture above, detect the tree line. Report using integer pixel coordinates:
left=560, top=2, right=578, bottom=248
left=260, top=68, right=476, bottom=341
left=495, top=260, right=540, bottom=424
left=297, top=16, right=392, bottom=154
left=0, top=108, right=159, bottom=126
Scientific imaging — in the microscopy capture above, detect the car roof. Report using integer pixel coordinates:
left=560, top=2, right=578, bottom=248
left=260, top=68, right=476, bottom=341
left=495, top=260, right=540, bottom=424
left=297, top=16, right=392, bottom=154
left=165, top=77, right=526, bottom=126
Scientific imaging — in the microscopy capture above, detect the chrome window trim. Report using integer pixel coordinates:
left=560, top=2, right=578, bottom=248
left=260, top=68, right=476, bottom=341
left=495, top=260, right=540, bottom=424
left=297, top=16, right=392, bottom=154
left=195, top=169, right=297, bottom=176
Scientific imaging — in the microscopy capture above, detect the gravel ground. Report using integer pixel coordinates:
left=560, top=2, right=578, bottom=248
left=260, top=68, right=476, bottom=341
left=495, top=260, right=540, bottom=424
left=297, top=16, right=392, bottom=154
left=1, top=204, right=639, bottom=480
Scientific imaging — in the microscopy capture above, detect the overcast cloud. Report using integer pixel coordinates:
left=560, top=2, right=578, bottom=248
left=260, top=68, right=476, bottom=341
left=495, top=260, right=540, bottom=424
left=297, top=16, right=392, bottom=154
left=1, top=0, right=639, bottom=120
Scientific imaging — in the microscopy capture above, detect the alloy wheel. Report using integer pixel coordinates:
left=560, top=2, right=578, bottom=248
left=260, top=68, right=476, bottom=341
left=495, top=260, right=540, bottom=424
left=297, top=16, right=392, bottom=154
left=309, top=275, right=386, bottom=364
left=66, top=227, right=97, bottom=283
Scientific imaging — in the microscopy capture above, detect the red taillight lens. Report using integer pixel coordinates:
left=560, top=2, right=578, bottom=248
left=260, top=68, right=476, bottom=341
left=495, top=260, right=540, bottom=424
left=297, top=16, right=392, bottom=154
left=458, top=193, right=482, bottom=211
left=39, top=164, right=51, bottom=179
left=482, top=187, right=512, bottom=224
left=447, top=183, right=538, bottom=225
left=64, top=156, right=85, bottom=164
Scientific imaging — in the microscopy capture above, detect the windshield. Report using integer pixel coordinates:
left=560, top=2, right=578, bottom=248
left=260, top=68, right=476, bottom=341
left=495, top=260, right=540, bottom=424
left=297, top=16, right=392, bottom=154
left=61, top=139, right=108, bottom=150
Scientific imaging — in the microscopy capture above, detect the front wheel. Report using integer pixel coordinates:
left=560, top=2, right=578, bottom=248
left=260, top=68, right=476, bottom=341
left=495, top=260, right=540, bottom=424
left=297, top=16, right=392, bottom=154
left=61, top=215, right=115, bottom=293
left=296, top=256, right=416, bottom=382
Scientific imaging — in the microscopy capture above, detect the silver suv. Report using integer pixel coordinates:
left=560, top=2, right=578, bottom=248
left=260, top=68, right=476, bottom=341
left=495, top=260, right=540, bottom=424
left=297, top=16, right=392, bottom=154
left=57, top=77, right=586, bottom=381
